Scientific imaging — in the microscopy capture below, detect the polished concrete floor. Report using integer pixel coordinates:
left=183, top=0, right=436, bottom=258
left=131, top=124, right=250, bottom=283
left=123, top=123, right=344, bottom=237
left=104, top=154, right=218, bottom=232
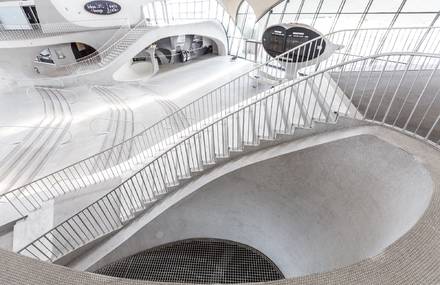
left=0, top=56, right=254, bottom=193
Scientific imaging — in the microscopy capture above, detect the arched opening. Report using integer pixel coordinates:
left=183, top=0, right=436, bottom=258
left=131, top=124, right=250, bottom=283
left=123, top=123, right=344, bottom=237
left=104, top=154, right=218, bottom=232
left=34, top=43, right=98, bottom=66
left=143, top=34, right=218, bottom=65
left=114, top=34, right=219, bottom=82
left=33, top=42, right=99, bottom=75
left=70, top=42, right=98, bottom=61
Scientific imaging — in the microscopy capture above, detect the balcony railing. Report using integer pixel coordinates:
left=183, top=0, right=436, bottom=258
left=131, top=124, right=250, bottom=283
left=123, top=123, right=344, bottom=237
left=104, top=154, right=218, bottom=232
left=0, top=19, right=129, bottom=41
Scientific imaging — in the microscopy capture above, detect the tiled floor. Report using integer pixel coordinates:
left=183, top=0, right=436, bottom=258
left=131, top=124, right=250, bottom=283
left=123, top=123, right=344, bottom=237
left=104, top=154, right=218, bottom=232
left=0, top=56, right=254, bottom=193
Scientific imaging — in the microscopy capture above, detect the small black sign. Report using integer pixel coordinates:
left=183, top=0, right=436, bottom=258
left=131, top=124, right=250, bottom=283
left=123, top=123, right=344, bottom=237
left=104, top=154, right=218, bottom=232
left=262, top=25, right=326, bottom=63
left=84, top=1, right=121, bottom=15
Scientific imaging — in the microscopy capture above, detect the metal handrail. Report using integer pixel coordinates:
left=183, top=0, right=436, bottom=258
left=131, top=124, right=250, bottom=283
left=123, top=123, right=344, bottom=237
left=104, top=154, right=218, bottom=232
left=2, top=26, right=439, bottom=217
left=0, top=18, right=130, bottom=41
left=73, top=25, right=132, bottom=63
left=18, top=52, right=440, bottom=261
left=40, top=19, right=152, bottom=77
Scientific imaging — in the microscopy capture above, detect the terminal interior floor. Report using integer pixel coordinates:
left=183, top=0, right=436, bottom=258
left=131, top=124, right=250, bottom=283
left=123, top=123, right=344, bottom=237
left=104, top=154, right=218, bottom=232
left=1, top=3, right=440, bottom=283
left=0, top=56, right=253, bottom=193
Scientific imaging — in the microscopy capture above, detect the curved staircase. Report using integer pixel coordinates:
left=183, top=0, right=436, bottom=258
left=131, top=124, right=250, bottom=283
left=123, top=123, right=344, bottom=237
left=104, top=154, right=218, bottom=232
left=1, top=26, right=438, bottom=219
left=16, top=52, right=440, bottom=261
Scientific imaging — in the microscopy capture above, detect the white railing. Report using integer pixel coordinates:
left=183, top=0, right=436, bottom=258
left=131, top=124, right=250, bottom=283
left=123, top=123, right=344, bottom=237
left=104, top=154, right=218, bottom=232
left=18, top=52, right=440, bottom=261
left=1, top=26, right=437, bottom=217
left=45, top=20, right=151, bottom=76
left=0, top=19, right=129, bottom=41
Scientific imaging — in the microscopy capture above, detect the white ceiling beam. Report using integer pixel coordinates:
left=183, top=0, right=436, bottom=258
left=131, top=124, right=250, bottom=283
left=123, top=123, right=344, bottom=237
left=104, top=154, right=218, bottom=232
left=220, top=0, right=283, bottom=21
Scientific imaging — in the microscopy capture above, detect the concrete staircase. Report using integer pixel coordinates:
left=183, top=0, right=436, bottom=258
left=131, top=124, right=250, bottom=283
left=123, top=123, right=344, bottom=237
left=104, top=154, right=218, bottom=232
left=64, top=21, right=150, bottom=75
left=15, top=73, right=351, bottom=262
left=97, top=22, right=150, bottom=67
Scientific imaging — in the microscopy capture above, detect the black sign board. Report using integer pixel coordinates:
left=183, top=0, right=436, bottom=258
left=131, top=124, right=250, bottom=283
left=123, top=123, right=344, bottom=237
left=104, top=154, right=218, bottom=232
left=262, top=25, right=326, bottom=63
left=84, top=1, right=121, bottom=15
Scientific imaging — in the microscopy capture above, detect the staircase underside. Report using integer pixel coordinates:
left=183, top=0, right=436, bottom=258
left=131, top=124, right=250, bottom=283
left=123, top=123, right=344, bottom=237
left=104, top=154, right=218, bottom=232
left=1, top=119, right=438, bottom=285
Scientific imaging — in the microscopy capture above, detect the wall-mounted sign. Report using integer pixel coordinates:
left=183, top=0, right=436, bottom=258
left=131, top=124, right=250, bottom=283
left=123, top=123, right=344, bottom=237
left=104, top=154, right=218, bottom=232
left=84, top=1, right=121, bottom=15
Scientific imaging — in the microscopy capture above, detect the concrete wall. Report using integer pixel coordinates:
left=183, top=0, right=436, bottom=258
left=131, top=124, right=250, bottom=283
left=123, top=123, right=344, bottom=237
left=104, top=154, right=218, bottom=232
left=81, top=133, right=433, bottom=277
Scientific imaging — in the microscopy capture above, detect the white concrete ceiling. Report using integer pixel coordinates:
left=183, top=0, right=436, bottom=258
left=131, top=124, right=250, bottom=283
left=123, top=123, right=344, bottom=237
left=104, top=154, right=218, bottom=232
left=221, top=0, right=283, bottom=21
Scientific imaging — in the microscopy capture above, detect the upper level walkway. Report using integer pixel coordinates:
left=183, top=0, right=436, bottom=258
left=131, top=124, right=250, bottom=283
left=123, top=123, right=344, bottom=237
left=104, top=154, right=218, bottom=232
left=0, top=0, right=239, bottom=83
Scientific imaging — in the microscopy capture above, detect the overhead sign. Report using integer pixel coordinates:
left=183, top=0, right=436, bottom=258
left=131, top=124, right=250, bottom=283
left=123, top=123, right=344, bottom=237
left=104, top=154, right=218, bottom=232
left=84, top=1, right=121, bottom=15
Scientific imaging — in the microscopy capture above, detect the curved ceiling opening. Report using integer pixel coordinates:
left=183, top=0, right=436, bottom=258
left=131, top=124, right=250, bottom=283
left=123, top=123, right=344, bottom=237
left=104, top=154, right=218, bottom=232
left=92, top=134, right=433, bottom=279
left=94, top=238, right=284, bottom=283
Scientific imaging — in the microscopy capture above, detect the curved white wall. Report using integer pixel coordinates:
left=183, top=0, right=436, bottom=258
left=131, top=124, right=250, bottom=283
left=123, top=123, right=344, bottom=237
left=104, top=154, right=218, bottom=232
left=109, top=21, right=228, bottom=82
left=84, top=134, right=433, bottom=277
left=36, top=0, right=149, bottom=27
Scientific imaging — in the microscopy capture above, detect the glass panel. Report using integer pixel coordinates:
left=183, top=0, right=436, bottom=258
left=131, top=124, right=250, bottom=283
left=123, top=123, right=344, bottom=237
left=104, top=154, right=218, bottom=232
left=267, top=12, right=283, bottom=26
left=271, top=0, right=286, bottom=13
left=301, top=0, right=321, bottom=13
left=432, top=15, right=440, bottom=26
left=402, top=0, right=440, bottom=12
left=282, top=13, right=300, bottom=23
left=238, top=1, right=249, bottom=13
left=320, top=0, right=343, bottom=13
left=297, top=13, right=314, bottom=25
left=203, top=0, right=210, bottom=18
left=236, top=14, right=245, bottom=30
left=361, top=14, right=394, bottom=28
left=341, top=0, right=371, bottom=13
left=195, top=0, right=203, bottom=18
left=333, top=14, right=363, bottom=31
left=285, top=0, right=303, bottom=14
left=393, top=13, right=436, bottom=27
left=256, top=14, right=269, bottom=38
left=314, top=15, right=337, bottom=34
left=369, top=0, right=403, bottom=12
